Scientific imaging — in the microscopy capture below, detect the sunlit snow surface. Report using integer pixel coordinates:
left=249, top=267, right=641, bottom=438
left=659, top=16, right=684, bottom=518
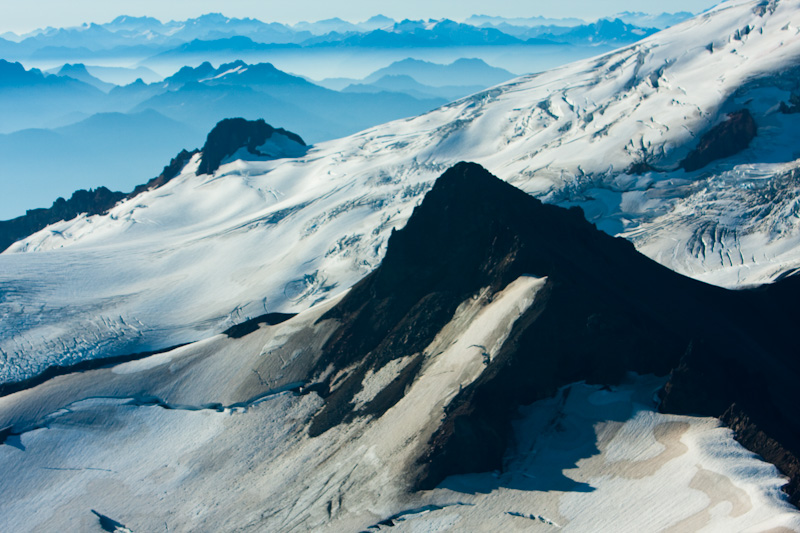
left=0, top=278, right=797, bottom=531
left=3, top=0, right=800, bottom=383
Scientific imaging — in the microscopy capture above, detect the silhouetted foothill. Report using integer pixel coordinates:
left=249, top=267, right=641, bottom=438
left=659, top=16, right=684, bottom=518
left=681, top=109, right=757, bottom=171
left=197, top=117, right=306, bottom=175
left=0, top=147, right=198, bottom=252
left=0, top=187, right=125, bottom=252
left=303, top=162, right=800, bottom=503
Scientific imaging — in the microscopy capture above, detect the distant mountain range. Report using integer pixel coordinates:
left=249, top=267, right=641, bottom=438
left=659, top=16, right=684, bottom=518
left=0, top=59, right=105, bottom=132
left=330, top=58, right=517, bottom=101
left=0, top=57, right=482, bottom=218
left=123, top=59, right=448, bottom=140
left=465, top=14, right=586, bottom=27
left=535, top=18, right=657, bottom=45
left=0, top=11, right=688, bottom=66
left=0, top=55, right=515, bottom=135
left=0, top=11, right=695, bottom=219
left=363, top=57, right=516, bottom=86
left=613, top=10, right=694, bottom=29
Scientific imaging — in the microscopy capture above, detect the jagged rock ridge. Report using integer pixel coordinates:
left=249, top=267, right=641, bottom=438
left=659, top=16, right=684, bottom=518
left=0, top=187, right=125, bottom=253
left=306, top=162, right=800, bottom=503
left=128, top=148, right=199, bottom=197
left=0, top=148, right=197, bottom=252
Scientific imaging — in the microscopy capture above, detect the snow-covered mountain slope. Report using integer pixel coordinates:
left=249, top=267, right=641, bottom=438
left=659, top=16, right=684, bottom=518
left=2, top=163, right=799, bottom=532
left=3, top=363, right=797, bottom=532
left=3, top=0, right=800, bottom=385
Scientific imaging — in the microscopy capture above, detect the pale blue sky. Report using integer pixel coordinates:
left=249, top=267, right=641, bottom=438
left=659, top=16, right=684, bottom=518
left=1, top=0, right=721, bottom=33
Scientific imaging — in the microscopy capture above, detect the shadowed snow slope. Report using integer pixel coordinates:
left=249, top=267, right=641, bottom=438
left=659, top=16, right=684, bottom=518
left=2, top=0, right=800, bottom=389
left=1, top=163, right=799, bottom=531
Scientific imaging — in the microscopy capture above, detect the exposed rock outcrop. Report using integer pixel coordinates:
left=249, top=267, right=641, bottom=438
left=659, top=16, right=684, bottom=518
left=128, top=148, right=199, bottom=197
left=0, top=116, right=305, bottom=252
left=779, top=93, right=800, bottom=114
left=660, top=276, right=800, bottom=505
left=681, top=109, right=757, bottom=171
left=721, top=404, right=800, bottom=506
left=196, top=118, right=306, bottom=175
left=0, top=187, right=126, bottom=252
left=0, top=148, right=198, bottom=252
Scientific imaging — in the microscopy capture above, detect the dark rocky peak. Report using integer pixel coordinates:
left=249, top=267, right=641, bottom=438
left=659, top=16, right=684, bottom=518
left=315, top=162, right=711, bottom=376
left=197, top=118, right=306, bottom=175
left=306, top=162, right=800, bottom=503
left=681, top=109, right=757, bottom=171
left=310, top=163, right=707, bottom=437
left=779, top=92, right=800, bottom=114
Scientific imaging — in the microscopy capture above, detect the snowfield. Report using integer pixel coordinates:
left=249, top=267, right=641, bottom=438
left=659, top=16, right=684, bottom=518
left=2, top=0, right=800, bottom=386
left=1, top=279, right=797, bottom=531
left=2, top=3, right=800, bottom=528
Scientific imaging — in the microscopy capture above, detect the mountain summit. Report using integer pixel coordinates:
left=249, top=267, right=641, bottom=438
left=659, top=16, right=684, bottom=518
left=303, top=162, right=800, bottom=500
left=1, top=162, right=798, bottom=530
left=197, top=118, right=306, bottom=174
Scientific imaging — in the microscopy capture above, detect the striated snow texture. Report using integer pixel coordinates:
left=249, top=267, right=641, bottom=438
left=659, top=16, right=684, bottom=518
left=0, top=285, right=797, bottom=531
left=3, top=0, right=800, bottom=383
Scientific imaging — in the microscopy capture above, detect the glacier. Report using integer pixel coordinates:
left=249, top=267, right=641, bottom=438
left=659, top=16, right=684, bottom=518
left=2, top=148, right=800, bottom=530
left=2, top=0, right=800, bottom=386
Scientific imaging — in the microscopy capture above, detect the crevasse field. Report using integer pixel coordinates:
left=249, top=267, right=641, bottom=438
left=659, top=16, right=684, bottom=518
left=1, top=1, right=800, bottom=531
